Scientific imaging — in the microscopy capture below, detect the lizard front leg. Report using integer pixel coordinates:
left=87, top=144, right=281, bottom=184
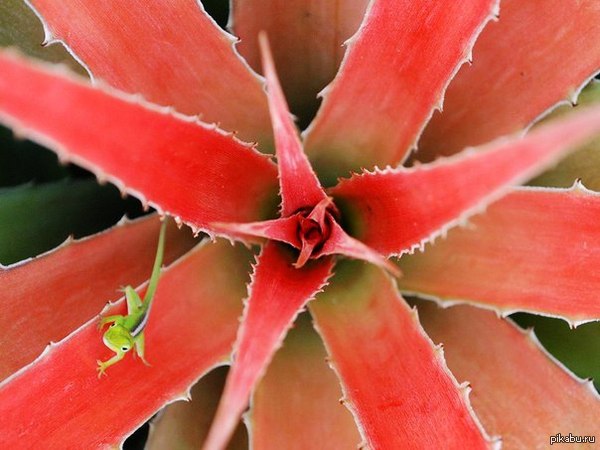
left=97, top=315, right=123, bottom=330
left=96, top=351, right=125, bottom=378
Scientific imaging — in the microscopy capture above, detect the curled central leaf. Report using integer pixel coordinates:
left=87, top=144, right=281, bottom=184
left=294, top=198, right=336, bottom=267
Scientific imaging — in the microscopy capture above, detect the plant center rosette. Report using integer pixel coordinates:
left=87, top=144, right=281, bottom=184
left=294, top=199, right=335, bottom=267
left=209, top=37, right=399, bottom=279
left=214, top=194, right=398, bottom=275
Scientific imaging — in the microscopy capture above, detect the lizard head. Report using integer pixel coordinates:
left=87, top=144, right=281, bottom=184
left=102, top=324, right=134, bottom=354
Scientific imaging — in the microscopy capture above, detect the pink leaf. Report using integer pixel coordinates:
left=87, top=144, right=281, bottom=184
left=28, top=0, right=273, bottom=145
left=310, top=262, right=494, bottom=449
left=259, top=35, right=327, bottom=215
left=332, top=105, right=600, bottom=256
left=418, top=302, right=600, bottom=448
left=399, top=187, right=600, bottom=324
left=249, top=315, right=361, bottom=450
left=146, top=368, right=248, bottom=450
left=418, top=0, right=600, bottom=160
left=0, top=241, right=251, bottom=448
left=0, top=215, right=194, bottom=381
left=203, top=243, right=333, bottom=450
left=304, top=0, right=498, bottom=179
left=530, top=82, right=600, bottom=191
left=231, top=0, right=368, bottom=123
left=0, top=50, right=279, bottom=233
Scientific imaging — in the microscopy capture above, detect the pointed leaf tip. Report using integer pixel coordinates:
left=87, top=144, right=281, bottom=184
left=231, top=0, right=369, bottom=126
left=258, top=34, right=327, bottom=216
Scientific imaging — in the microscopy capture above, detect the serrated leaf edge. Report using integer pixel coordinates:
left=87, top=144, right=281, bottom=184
left=310, top=278, right=501, bottom=450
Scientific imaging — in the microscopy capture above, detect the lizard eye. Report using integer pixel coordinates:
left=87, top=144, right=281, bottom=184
left=121, top=346, right=129, bottom=351
left=110, top=323, right=116, bottom=327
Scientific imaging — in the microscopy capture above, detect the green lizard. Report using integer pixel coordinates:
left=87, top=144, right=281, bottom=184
left=97, top=219, right=167, bottom=377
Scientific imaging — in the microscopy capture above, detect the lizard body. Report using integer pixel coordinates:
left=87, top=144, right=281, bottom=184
left=97, top=219, right=166, bottom=377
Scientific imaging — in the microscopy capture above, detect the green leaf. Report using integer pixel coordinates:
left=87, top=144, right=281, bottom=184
left=530, top=82, right=600, bottom=191
left=512, top=313, right=600, bottom=391
left=0, top=0, right=83, bottom=73
left=0, top=179, right=137, bottom=264
left=0, top=125, right=68, bottom=186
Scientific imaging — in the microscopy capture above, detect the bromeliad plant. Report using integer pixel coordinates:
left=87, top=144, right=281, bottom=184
left=1, top=0, right=600, bottom=448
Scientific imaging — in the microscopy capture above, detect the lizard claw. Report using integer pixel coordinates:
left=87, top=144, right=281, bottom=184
left=96, top=360, right=108, bottom=378
left=141, top=357, right=152, bottom=367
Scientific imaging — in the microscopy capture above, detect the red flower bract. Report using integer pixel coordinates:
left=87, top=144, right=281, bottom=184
left=1, top=1, right=600, bottom=449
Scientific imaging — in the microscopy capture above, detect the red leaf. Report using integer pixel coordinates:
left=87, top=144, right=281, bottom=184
left=0, top=241, right=250, bottom=448
left=0, top=215, right=194, bottom=381
left=28, top=0, right=273, bottom=145
left=304, top=0, right=498, bottom=178
left=418, top=302, right=600, bottom=448
left=399, top=187, right=600, bottom=324
left=332, top=105, right=600, bottom=256
left=259, top=35, right=327, bottom=215
left=203, top=243, right=333, bottom=450
left=418, top=0, right=600, bottom=160
left=310, top=262, right=494, bottom=449
left=249, top=315, right=361, bottom=449
left=212, top=216, right=301, bottom=248
left=231, top=0, right=368, bottom=122
left=0, top=50, right=279, bottom=233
